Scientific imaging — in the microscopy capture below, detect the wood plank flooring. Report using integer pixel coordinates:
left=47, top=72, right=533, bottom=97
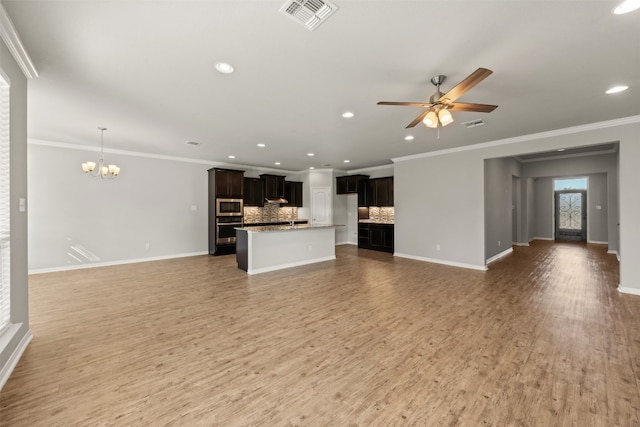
left=1, top=241, right=638, bottom=426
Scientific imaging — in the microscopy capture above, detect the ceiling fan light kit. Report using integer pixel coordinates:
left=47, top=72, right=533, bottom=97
left=378, top=67, right=498, bottom=131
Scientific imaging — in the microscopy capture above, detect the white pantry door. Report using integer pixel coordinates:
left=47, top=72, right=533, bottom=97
left=311, top=187, right=332, bottom=225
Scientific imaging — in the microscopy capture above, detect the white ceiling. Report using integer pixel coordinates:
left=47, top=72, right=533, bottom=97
left=4, top=0, right=640, bottom=171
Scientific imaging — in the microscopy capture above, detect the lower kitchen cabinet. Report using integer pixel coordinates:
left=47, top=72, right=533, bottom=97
left=358, top=223, right=394, bottom=253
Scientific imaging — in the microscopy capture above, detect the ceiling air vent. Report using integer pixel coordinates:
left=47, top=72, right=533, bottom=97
left=280, top=0, right=338, bottom=31
left=462, top=119, right=486, bottom=128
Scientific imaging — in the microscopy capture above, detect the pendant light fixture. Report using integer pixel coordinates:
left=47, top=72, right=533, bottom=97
left=81, top=127, right=120, bottom=179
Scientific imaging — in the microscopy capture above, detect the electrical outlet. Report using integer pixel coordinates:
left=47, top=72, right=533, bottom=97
left=145, top=243, right=150, bottom=249
left=436, top=244, right=441, bottom=251
left=498, top=240, right=501, bottom=247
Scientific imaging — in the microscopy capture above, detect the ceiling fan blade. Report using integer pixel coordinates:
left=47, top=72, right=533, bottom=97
left=439, top=68, right=493, bottom=103
left=406, top=110, right=430, bottom=128
left=449, top=102, right=498, bottom=112
left=378, top=101, right=434, bottom=108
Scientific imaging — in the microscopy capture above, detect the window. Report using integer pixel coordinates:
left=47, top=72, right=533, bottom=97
left=0, top=72, right=10, bottom=333
left=554, top=177, right=587, bottom=191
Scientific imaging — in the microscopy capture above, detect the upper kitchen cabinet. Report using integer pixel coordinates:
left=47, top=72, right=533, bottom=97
left=283, top=181, right=303, bottom=207
left=336, top=174, right=369, bottom=194
left=212, top=168, right=244, bottom=198
left=260, top=174, right=286, bottom=199
left=369, top=177, right=394, bottom=206
left=243, top=177, right=264, bottom=207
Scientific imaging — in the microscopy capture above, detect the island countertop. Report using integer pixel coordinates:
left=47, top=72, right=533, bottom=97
left=236, top=224, right=340, bottom=233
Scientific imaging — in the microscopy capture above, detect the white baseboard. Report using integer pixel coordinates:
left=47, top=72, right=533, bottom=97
left=607, top=250, right=621, bottom=261
left=588, top=240, right=608, bottom=245
left=486, top=247, right=513, bottom=265
left=336, top=241, right=357, bottom=246
left=514, top=242, right=530, bottom=247
left=532, top=237, right=554, bottom=241
left=618, top=286, right=640, bottom=296
left=28, top=251, right=209, bottom=275
left=0, top=326, right=32, bottom=391
left=394, top=252, right=487, bottom=271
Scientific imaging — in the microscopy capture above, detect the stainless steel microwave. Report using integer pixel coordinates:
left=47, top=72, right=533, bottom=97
left=216, top=198, right=243, bottom=217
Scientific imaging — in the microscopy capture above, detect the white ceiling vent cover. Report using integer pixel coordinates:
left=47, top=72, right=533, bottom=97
left=280, top=0, right=338, bottom=31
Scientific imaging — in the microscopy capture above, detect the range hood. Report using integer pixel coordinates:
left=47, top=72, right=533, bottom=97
left=265, top=197, right=288, bottom=204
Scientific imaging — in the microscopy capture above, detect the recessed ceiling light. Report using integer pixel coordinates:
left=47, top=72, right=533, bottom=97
left=257, top=143, right=266, bottom=147
left=307, top=153, right=314, bottom=157
left=309, top=166, right=315, bottom=170
left=606, top=85, right=629, bottom=94
left=342, top=111, right=354, bottom=118
left=215, top=62, right=235, bottom=74
left=404, top=135, right=414, bottom=141
left=228, top=155, right=235, bottom=159
left=613, top=0, right=640, bottom=14
left=344, top=160, right=350, bottom=163
left=557, top=148, right=566, bottom=152
left=274, top=162, right=281, bottom=165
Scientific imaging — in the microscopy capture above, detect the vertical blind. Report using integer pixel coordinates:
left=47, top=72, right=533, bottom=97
left=0, top=73, right=10, bottom=333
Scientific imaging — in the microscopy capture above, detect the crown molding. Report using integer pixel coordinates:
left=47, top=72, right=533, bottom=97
left=0, top=3, right=38, bottom=79
left=27, top=138, right=301, bottom=174
left=392, top=115, right=640, bottom=163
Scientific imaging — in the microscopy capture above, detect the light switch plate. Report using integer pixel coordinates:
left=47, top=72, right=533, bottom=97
left=19, top=198, right=26, bottom=212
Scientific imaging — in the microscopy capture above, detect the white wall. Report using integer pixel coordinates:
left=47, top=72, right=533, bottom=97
left=619, top=141, right=640, bottom=291
left=28, top=144, right=211, bottom=271
left=484, top=157, right=521, bottom=260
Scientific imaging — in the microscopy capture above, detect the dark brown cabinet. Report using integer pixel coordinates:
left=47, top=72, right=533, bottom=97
left=212, top=168, right=244, bottom=198
left=260, top=174, right=286, bottom=199
left=336, top=174, right=369, bottom=194
left=283, top=181, right=303, bottom=207
left=368, top=177, right=394, bottom=207
left=208, top=168, right=245, bottom=256
left=358, top=222, right=394, bottom=253
left=243, top=177, right=264, bottom=207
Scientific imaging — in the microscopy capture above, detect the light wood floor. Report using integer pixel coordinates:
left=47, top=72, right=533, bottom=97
left=1, top=241, right=638, bottom=426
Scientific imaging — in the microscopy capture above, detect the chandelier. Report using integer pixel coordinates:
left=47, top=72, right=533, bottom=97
left=81, top=127, right=120, bottom=178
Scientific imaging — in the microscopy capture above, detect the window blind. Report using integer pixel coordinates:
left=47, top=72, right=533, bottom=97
left=0, top=73, right=10, bottom=333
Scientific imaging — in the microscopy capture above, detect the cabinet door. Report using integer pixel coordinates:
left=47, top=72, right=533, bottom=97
left=228, top=171, right=244, bottom=198
left=261, top=174, right=285, bottom=199
left=358, top=224, right=370, bottom=249
left=358, top=180, right=369, bottom=207
left=244, top=178, right=264, bottom=206
left=284, top=181, right=302, bottom=207
left=383, top=225, right=394, bottom=252
left=336, top=177, right=348, bottom=194
left=215, top=169, right=243, bottom=198
left=369, top=225, right=384, bottom=249
left=346, top=176, right=359, bottom=193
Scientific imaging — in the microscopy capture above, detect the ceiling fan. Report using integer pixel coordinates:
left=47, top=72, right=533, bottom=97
left=378, top=67, right=498, bottom=129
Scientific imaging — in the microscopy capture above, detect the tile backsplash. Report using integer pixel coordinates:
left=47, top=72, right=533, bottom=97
left=244, top=205, right=298, bottom=223
left=368, top=207, right=395, bottom=223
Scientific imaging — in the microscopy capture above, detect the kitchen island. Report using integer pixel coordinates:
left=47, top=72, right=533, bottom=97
left=235, top=224, right=338, bottom=275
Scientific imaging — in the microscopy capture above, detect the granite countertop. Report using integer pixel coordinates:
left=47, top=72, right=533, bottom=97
left=236, top=224, right=340, bottom=232
left=243, top=220, right=309, bottom=226
left=358, top=220, right=395, bottom=224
